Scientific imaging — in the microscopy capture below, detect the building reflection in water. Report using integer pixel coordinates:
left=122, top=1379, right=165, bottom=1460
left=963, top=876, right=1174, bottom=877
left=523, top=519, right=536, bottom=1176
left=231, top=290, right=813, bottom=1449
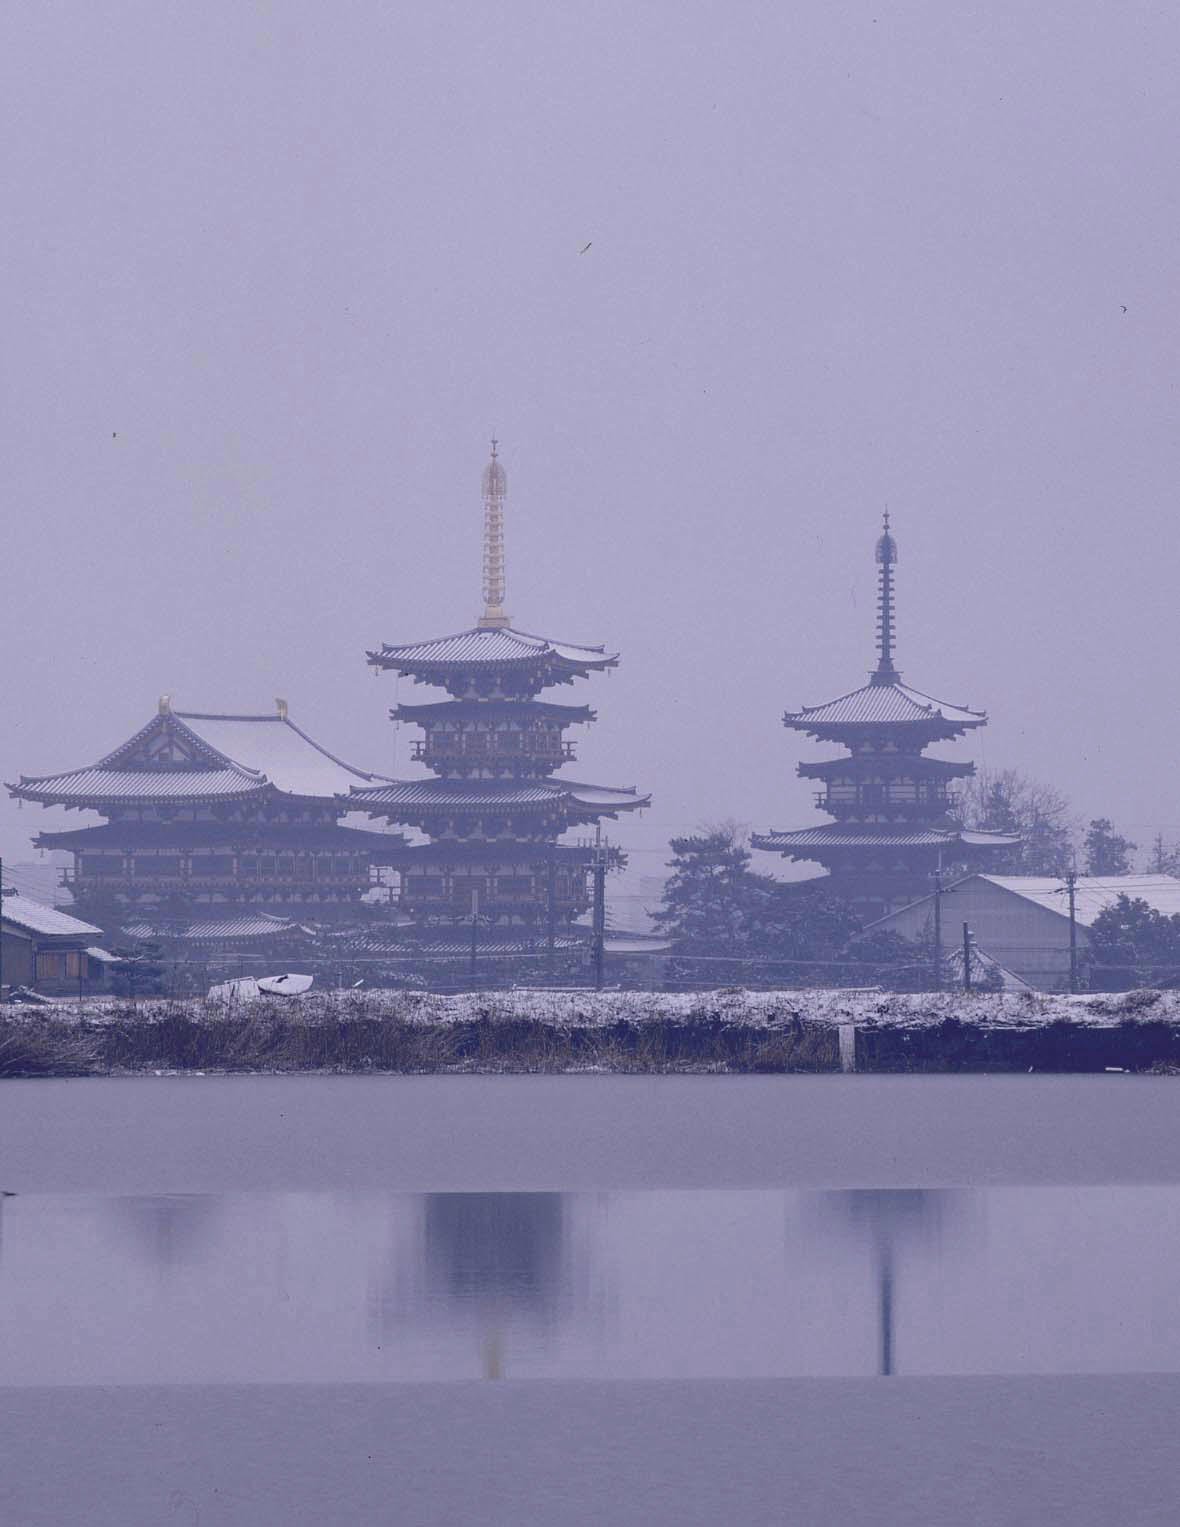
left=803, top=1189, right=973, bottom=1376
left=369, top=1192, right=588, bottom=1377
left=103, top=1194, right=223, bottom=1274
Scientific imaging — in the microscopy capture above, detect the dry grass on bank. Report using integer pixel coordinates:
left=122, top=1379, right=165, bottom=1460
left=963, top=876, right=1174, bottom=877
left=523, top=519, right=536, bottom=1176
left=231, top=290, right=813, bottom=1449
left=3, top=986, right=1180, bottom=1078
left=0, top=994, right=838, bottom=1078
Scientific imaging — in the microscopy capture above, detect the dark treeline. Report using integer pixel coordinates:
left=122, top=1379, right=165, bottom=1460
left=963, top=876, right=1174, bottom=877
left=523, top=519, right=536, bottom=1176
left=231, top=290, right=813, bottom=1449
left=650, top=824, right=943, bottom=991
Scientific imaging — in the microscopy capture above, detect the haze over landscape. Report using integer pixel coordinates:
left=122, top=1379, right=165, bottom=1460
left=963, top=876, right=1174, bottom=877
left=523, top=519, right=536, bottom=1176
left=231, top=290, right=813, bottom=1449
left=3, top=2, right=1178, bottom=880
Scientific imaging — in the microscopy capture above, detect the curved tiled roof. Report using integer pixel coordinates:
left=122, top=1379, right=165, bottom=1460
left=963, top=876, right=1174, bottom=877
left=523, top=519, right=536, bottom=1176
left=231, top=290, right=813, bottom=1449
left=753, top=825, right=1019, bottom=851
left=33, top=821, right=406, bottom=853
left=9, top=711, right=389, bottom=808
left=796, top=755, right=974, bottom=781
left=10, top=766, right=263, bottom=807
left=347, top=777, right=648, bottom=815
left=368, top=625, right=618, bottom=673
left=176, top=714, right=385, bottom=797
left=784, top=680, right=986, bottom=732
left=123, top=912, right=307, bottom=942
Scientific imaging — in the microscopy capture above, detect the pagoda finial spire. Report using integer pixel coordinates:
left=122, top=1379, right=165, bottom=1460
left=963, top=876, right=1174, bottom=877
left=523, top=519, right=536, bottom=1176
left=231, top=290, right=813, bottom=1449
left=872, top=510, right=900, bottom=683
left=478, top=436, right=510, bottom=629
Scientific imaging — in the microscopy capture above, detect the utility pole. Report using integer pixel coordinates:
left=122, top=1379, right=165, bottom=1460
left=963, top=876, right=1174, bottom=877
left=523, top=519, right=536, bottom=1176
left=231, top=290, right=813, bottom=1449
left=931, top=864, right=944, bottom=992
left=546, top=847, right=557, bottom=976
left=0, top=858, right=15, bottom=998
left=962, top=922, right=972, bottom=992
left=591, top=828, right=608, bottom=991
left=469, top=887, right=480, bottom=984
left=1066, top=868, right=1079, bottom=993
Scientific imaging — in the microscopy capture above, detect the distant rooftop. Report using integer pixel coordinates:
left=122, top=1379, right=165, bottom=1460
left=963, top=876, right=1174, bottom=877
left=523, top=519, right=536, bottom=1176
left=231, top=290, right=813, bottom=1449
left=367, top=625, right=618, bottom=678
left=784, top=679, right=986, bottom=733
left=347, top=777, right=649, bottom=816
left=753, top=825, right=1018, bottom=852
left=8, top=705, right=389, bottom=808
left=863, top=873, right=1180, bottom=933
left=1, top=891, right=102, bottom=939
left=981, top=873, right=1180, bottom=928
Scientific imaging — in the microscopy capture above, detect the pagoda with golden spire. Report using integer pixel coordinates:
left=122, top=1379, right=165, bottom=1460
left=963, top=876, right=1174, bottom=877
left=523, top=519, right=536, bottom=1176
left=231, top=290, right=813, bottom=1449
left=344, top=441, right=649, bottom=946
left=753, top=516, right=1018, bottom=920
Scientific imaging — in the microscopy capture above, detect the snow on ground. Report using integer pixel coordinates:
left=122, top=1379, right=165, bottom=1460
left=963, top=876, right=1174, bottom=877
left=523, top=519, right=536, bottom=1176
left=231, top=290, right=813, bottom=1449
left=7, top=985, right=1180, bottom=1030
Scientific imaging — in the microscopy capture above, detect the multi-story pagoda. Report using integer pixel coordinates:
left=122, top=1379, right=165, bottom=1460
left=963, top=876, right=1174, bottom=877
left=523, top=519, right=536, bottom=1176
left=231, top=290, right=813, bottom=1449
left=753, top=517, right=1018, bottom=920
left=345, top=442, right=649, bottom=944
left=7, top=701, right=405, bottom=942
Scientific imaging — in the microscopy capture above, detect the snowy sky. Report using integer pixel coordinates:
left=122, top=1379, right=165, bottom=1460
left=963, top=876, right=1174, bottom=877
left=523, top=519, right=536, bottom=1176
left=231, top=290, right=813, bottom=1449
left=2, top=2, right=1178, bottom=881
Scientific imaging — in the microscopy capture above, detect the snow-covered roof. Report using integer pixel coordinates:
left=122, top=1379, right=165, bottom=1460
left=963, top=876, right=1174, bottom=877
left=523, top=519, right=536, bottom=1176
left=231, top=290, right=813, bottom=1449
left=863, top=873, right=1180, bottom=935
left=754, top=825, right=1018, bottom=851
left=9, top=710, right=388, bottom=808
left=980, top=874, right=1180, bottom=928
left=34, top=821, right=406, bottom=854
left=945, top=942, right=1035, bottom=993
left=175, top=714, right=384, bottom=797
left=10, top=766, right=260, bottom=806
left=785, top=680, right=986, bottom=733
left=347, top=777, right=648, bottom=815
left=1, top=892, right=102, bottom=938
left=368, top=625, right=618, bottom=673
left=123, top=912, right=307, bottom=942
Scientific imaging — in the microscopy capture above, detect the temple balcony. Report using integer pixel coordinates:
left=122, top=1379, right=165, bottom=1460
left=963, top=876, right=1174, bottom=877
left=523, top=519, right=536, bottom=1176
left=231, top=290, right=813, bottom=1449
left=410, top=737, right=576, bottom=766
left=815, top=788, right=957, bottom=815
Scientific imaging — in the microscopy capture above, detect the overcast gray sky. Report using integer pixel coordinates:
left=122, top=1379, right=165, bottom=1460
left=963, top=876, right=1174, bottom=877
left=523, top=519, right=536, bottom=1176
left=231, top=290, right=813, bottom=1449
left=2, top=1, right=1178, bottom=881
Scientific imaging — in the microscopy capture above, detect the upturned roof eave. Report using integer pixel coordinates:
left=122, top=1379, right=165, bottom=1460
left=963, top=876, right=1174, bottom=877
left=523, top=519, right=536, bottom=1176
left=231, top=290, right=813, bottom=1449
left=6, top=778, right=269, bottom=809
left=795, top=757, right=976, bottom=780
left=366, top=624, right=619, bottom=672
left=31, top=821, right=410, bottom=852
left=752, top=826, right=1021, bottom=851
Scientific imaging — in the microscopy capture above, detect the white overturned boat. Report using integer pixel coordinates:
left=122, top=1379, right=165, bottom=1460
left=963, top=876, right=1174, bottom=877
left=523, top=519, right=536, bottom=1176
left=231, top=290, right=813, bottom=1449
left=207, top=973, right=314, bottom=1002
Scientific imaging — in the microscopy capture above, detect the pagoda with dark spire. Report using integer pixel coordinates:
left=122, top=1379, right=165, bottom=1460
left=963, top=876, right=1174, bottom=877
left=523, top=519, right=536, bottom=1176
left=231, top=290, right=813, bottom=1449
left=345, top=442, right=649, bottom=946
left=753, top=516, right=1018, bottom=920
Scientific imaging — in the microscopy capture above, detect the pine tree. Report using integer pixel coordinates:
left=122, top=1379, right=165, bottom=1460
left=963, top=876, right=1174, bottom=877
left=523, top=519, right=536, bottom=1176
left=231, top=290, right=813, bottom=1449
left=653, top=823, right=861, bottom=985
left=1084, top=818, right=1137, bottom=877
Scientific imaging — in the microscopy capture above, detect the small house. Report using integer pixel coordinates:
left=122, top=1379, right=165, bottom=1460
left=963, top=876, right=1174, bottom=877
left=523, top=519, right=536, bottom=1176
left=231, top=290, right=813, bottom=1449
left=1, top=891, right=115, bottom=996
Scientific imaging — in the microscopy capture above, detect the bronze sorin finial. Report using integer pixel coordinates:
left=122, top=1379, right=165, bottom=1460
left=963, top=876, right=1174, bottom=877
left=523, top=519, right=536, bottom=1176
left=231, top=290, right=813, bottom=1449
left=478, top=439, right=510, bottom=629
left=872, top=511, right=900, bottom=683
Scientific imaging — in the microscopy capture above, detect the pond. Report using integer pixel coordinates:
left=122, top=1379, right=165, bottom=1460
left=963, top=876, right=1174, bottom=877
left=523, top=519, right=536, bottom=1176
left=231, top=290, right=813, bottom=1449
left=1, top=1076, right=1177, bottom=1525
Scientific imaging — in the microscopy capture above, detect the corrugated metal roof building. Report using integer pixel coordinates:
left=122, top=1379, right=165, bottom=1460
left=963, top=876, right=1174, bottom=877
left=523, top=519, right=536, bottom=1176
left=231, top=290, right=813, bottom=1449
left=863, top=873, right=1180, bottom=991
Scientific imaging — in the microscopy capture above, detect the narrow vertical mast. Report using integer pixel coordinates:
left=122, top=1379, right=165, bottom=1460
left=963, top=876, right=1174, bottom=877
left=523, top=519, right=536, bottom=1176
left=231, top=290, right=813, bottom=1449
left=478, top=437, right=510, bottom=629
left=872, top=511, right=900, bottom=683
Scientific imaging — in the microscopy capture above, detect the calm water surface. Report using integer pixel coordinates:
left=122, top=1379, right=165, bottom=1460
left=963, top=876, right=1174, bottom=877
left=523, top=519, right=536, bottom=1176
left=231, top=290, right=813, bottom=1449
left=1, top=1076, right=1177, bottom=1526
left=2, top=1184, right=1178, bottom=1384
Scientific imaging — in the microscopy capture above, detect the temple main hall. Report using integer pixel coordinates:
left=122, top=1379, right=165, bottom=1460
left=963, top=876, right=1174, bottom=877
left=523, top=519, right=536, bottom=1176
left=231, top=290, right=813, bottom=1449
left=753, top=516, right=1018, bottom=920
left=7, top=701, right=405, bottom=948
